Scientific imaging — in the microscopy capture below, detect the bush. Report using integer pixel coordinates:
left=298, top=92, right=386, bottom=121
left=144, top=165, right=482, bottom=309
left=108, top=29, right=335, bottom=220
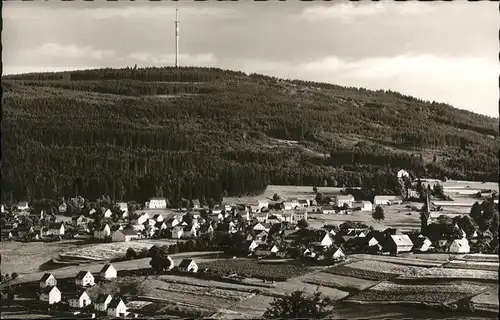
left=11, top=273, right=18, bottom=280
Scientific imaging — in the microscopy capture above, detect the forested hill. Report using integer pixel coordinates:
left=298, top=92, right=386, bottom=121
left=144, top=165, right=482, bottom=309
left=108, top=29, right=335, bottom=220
left=2, top=67, right=499, bottom=205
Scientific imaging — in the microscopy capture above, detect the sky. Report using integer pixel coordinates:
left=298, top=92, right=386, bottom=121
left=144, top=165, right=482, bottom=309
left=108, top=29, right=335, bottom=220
left=3, top=0, right=499, bottom=117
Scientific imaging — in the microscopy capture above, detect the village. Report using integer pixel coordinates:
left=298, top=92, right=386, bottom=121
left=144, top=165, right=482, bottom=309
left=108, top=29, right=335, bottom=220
left=1, top=170, right=499, bottom=318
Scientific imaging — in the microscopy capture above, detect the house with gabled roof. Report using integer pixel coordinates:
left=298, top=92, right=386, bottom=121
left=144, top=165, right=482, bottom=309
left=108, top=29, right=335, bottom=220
left=46, top=222, right=65, bottom=236
left=112, top=228, right=140, bottom=242
left=182, top=224, right=198, bottom=238
left=252, top=222, right=271, bottom=232
left=117, top=202, right=128, bottom=216
left=101, top=208, right=113, bottom=219
left=100, top=264, right=117, bottom=280
left=328, top=246, right=346, bottom=261
left=94, top=294, right=112, bottom=312
left=178, top=259, right=198, bottom=273
left=135, top=212, right=150, bottom=225
left=72, top=215, right=89, bottom=227
left=336, top=194, right=355, bottom=208
left=155, top=221, right=167, bottom=231
left=170, top=225, right=184, bottom=239
left=107, top=297, right=128, bottom=317
left=243, top=240, right=259, bottom=253
left=412, top=236, right=433, bottom=252
left=94, top=224, right=111, bottom=239
left=40, top=273, right=57, bottom=289
left=75, top=271, right=95, bottom=287
left=450, top=238, right=470, bottom=253
left=255, top=244, right=279, bottom=256
left=40, top=285, right=61, bottom=305
left=254, top=230, right=268, bottom=242
left=67, top=290, right=92, bottom=309
left=89, top=208, right=97, bottom=216
left=165, top=216, right=180, bottom=228
left=374, top=195, right=403, bottom=205
left=58, top=202, right=67, bottom=214
left=385, top=234, right=414, bottom=254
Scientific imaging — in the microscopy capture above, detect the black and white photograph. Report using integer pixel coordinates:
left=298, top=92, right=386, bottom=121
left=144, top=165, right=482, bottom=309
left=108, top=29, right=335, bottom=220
left=1, top=0, right=498, bottom=319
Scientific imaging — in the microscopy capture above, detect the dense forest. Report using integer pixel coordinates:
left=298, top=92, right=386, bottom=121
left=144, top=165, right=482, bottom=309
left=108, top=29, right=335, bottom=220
left=1, top=67, right=499, bottom=205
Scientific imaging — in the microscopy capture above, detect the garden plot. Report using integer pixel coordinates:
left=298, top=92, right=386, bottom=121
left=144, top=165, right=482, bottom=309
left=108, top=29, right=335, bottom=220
left=445, top=260, right=499, bottom=272
left=471, top=287, right=499, bottom=312
left=461, top=254, right=499, bottom=263
left=325, top=260, right=424, bottom=281
left=349, top=254, right=445, bottom=267
left=275, top=278, right=350, bottom=300
left=198, top=259, right=314, bottom=280
left=299, top=272, right=378, bottom=291
left=347, top=281, right=487, bottom=304
left=60, top=240, right=177, bottom=261
left=398, top=267, right=498, bottom=281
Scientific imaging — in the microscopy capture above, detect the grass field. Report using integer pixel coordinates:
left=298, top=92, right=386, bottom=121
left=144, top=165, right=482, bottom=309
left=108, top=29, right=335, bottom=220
left=0, top=240, right=84, bottom=274
left=347, top=280, right=487, bottom=304
left=325, top=260, right=425, bottom=281
left=460, top=254, right=499, bottom=263
left=444, top=260, right=499, bottom=272
left=59, top=239, right=178, bottom=261
left=349, top=254, right=446, bottom=267
left=398, top=267, right=498, bottom=281
left=198, top=258, right=314, bottom=280
left=299, top=272, right=378, bottom=291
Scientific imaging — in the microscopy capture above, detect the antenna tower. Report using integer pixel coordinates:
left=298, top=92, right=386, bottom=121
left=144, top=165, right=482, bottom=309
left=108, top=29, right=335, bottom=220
left=175, top=9, right=179, bottom=68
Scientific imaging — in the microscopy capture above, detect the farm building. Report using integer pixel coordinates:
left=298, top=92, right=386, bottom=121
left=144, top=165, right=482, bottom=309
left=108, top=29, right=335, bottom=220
left=244, top=240, right=259, bottom=252
left=40, top=273, right=57, bottom=289
left=255, top=244, right=279, bottom=256
left=94, top=294, right=113, bottom=312
left=358, top=201, right=373, bottom=211
left=282, top=200, right=299, bottom=210
left=170, top=225, right=184, bottom=239
left=146, top=198, right=167, bottom=209
left=297, top=199, right=309, bottom=208
left=68, top=290, right=92, bottom=309
left=152, top=213, right=164, bottom=222
left=100, top=264, right=117, bottom=280
left=135, top=212, right=150, bottom=225
left=94, top=224, right=111, bottom=239
left=449, top=238, right=470, bottom=253
left=165, top=217, right=180, bottom=228
left=107, top=297, right=128, bottom=317
left=40, top=286, right=61, bottom=305
left=374, top=195, right=403, bottom=205
left=253, top=222, right=271, bottom=232
left=178, top=259, right=198, bottom=273
left=330, top=247, right=346, bottom=261
left=386, top=235, right=414, bottom=254
left=72, top=215, right=89, bottom=226
left=112, top=228, right=140, bottom=242
left=252, top=212, right=269, bottom=223
left=336, top=194, right=355, bottom=208
left=75, top=271, right=95, bottom=287
left=413, top=237, right=433, bottom=252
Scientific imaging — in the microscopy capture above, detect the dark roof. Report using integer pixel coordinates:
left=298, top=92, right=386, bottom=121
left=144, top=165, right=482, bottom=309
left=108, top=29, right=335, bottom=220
left=121, top=228, right=138, bottom=236
left=110, top=225, right=122, bottom=232
left=100, top=264, right=114, bottom=273
left=48, top=222, right=63, bottom=229
left=75, top=271, right=92, bottom=280
left=178, top=259, right=194, bottom=268
left=95, top=294, right=112, bottom=304
left=108, top=297, right=124, bottom=308
left=40, top=273, right=54, bottom=282
left=41, top=286, right=58, bottom=294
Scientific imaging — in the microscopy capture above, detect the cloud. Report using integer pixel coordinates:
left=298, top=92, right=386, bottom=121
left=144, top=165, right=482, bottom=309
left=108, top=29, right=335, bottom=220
left=21, top=43, right=115, bottom=60
left=299, top=2, right=435, bottom=22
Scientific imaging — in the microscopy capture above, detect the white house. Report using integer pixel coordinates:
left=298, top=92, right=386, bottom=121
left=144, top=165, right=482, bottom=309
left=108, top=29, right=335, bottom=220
left=282, top=201, right=299, bottom=210
left=388, top=235, right=414, bottom=253
left=330, top=248, right=346, bottom=261
left=68, top=291, right=92, bottom=309
left=100, top=264, right=117, bottom=280
left=165, top=217, right=180, bottom=228
left=170, top=225, right=184, bottom=239
left=319, top=233, right=334, bottom=247
left=17, top=201, right=29, bottom=211
left=152, top=213, right=164, bottom=222
left=117, top=202, right=128, bottom=216
left=258, top=199, right=269, bottom=210
left=40, top=286, right=61, bottom=305
left=75, top=271, right=95, bottom=287
left=107, top=297, right=128, bottom=318
left=147, top=198, right=167, bottom=209
left=336, top=195, right=355, bottom=208
left=449, top=238, right=470, bottom=253
left=102, top=208, right=113, bottom=219
left=413, top=237, right=433, bottom=252
left=397, top=169, right=410, bottom=180
left=178, top=259, right=198, bottom=273
left=356, top=201, right=373, bottom=212
left=94, top=294, right=113, bottom=312
left=111, top=228, right=139, bottom=242
left=40, top=273, right=57, bottom=289
left=244, top=240, right=259, bottom=252
left=374, top=195, right=403, bottom=206
left=94, top=224, right=111, bottom=240
left=252, top=222, right=271, bottom=232
left=136, top=212, right=150, bottom=225
left=48, top=223, right=65, bottom=236
left=294, top=209, right=308, bottom=222
left=321, top=206, right=336, bottom=214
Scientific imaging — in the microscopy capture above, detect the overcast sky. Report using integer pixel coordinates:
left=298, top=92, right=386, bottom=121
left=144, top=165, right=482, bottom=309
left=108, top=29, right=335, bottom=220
left=3, top=0, right=499, bottom=117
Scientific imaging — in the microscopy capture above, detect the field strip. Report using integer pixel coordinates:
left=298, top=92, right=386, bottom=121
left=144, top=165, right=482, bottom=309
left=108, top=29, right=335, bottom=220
left=349, top=254, right=445, bottom=267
